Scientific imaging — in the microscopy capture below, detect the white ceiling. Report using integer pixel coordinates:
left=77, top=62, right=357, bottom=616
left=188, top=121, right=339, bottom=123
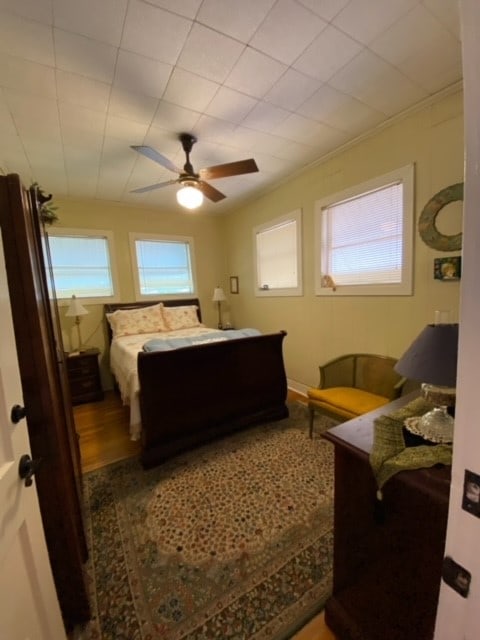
left=0, top=0, right=462, bottom=214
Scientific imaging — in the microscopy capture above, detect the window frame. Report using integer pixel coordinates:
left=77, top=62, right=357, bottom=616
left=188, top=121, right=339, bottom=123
left=47, top=227, right=119, bottom=306
left=129, top=232, right=198, bottom=301
left=314, top=164, right=414, bottom=296
left=253, top=209, right=303, bottom=298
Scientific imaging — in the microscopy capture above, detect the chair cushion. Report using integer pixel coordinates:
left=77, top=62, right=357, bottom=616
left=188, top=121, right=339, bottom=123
left=308, top=386, right=390, bottom=420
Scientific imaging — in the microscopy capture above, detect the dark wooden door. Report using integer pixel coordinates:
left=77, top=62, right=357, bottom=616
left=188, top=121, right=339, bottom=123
left=0, top=174, right=90, bottom=628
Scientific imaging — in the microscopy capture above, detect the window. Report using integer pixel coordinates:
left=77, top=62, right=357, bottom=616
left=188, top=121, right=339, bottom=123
left=254, top=210, right=303, bottom=297
left=130, top=233, right=196, bottom=299
left=47, top=228, right=118, bottom=302
left=315, top=165, right=414, bottom=296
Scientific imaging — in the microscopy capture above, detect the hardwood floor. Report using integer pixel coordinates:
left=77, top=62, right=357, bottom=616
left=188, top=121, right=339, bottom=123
left=73, top=390, right=336, bottom=640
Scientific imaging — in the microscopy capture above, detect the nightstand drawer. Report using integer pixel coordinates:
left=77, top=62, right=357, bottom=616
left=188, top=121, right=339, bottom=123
left=66, top=348, right=104, bottom=405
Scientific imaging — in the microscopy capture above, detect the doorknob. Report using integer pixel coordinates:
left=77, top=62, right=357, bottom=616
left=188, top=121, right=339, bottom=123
left=11, top=404, right=26, bottom=423
left=18, top=454, right=42, bottom=487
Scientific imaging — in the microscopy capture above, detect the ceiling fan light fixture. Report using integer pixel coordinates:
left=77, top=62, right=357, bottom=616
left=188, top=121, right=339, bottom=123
left=176, top=184, right=203, bottom=209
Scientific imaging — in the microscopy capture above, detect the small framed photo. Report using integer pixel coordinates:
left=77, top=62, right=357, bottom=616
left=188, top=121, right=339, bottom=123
left=434, top=256, right=461, bottom=281
left=230, top=276, right=239, bottom=294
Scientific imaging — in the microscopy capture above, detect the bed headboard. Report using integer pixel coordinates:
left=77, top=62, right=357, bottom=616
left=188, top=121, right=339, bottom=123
left=104, top=298, right=202, bottom=344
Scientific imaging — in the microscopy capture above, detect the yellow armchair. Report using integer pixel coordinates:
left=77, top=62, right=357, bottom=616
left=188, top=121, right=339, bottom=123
left=307, top=353, right=405, bottom=437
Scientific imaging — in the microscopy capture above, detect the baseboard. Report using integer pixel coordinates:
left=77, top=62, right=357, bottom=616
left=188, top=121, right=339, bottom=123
left=287, top=379, right=308, bottom=399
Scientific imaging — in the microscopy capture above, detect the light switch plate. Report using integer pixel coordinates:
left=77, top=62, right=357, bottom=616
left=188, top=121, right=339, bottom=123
left=462, top=469, right=480, bottom=517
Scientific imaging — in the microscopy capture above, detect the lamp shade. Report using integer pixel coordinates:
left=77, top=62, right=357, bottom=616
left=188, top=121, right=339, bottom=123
left=176, top=185, right=203, bottom=209
left=212, top=287, right=226, bottom=302
left=394, top=323, right=459, bottom=387
left=65, top=294, right=88, bottom=317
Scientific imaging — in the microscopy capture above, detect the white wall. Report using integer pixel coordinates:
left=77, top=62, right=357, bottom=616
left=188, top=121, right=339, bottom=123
left=434, top=2, right=480, bottom=638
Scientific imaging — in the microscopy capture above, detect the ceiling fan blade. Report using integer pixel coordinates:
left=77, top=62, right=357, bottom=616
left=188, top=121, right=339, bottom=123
left=198, top=181, right=226, bottom=202
left=130, top=179, right=178, bottom=194
left=130, top=145, right=181, bottom=174
left=199, top=158, right=258, bottom=181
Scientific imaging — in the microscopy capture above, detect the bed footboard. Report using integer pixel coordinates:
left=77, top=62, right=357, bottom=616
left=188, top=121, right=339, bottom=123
left=137, top=331, right=288, bottom=467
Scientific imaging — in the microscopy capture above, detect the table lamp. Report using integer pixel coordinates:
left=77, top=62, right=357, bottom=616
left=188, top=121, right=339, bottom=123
left=394, top=317, right=458, bottom=443
left=65, top=294, right=89, bottom=352
left=212, top=286, right=226, bottom=329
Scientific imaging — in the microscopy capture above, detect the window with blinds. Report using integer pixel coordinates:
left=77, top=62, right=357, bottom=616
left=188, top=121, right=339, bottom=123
left=130, top=233, right=196, bottom=298
left=254, top=210, right=303, bottom=297
left=48, top=229, right=117, bottom=301
left=315, top=165, right=414, bottom=296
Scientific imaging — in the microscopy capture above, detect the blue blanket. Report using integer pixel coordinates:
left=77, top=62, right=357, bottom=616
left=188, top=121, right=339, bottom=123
left=142, top=328, right=261, bottom=352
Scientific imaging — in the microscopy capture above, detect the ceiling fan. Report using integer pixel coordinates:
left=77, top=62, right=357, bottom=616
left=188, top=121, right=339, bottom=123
left=130, top=133, right=259, bottom=207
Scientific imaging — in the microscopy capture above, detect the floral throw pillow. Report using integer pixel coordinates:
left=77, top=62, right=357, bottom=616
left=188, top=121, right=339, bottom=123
left=162, top=305, right=201, bottom=331
left=107, top=303, right=168, bottom=338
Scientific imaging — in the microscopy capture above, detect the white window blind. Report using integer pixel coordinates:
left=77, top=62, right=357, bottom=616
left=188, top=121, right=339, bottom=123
left=133, top=238, right=194, bottom=296
left=315, top=165, right=414, bottom=296
left=322, top=182, right=403, bottom=285
left=254, top=210, right=303, bottom=297
left=48, top=234, right=114, bottom=299
left=257, top=220, right=298, bottom=289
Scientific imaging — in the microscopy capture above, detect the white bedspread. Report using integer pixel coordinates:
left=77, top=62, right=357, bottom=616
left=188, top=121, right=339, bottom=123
left=110, top=326, right=220, bottom=440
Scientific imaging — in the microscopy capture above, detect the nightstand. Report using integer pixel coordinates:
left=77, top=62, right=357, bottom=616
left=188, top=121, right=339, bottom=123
left=66, top=348, right=104, bottom=405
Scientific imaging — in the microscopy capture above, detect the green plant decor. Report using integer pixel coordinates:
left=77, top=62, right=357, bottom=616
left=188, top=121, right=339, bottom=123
left=30, top=182, right=59, bottom=225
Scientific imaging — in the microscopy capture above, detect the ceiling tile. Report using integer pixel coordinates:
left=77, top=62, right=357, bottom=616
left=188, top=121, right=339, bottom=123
left=298, top=84, right=385, bottom=135
left=192, top=114, right=236, bottom=144
left=333, top=0, right=418, bottom=45
left=196, top=0, right=275, bottom=42
left=329, top=49, right=427, bottom=115
left=241, top=101, right=290, bottom=133
left=54, top=29, right=118, bottom=83
left=162, top=68, right=220, bottom=112
left=225, top=48, right=287, bottom=98
left=121, top=0, right=191, bottom=65
left=52, top=0, right=128, bottom=47
left=204, top=86, right=257, bottom=124
left=0, top=54, right=56, bottom=98
left=105, top=114, right=150, bottom=142
left=293, top=25, right=364, bottom=82
left=272, top=112, right=343, bottom=147
left=249, top=0, right=327, bottom=65
left=5, top=91, right=61, bottom=140
left=0, top=11, right=54, bottom=66
left=114, top=50, right=172, bottom=99
left=138, top=0, right=202, bottom=20
left=370, top=5, right=449, bottom=65
left=423, top=0, right=461, bottom=40
left=56, top=70, right=110, bottom=112
left=296, top=0, right=350, bottom=22
left=59, top=102, right=106, bottom=137
left=176, top=23, right=245, bottom=83
left=265, top=68, right=321, bottom=111
left=151, top=102, right=201, bottom=134
left=108, top=87, right=159, bottom=124
left=396, top=37, right=462, bottom=94
left=0, top=0, right=53, bottom=24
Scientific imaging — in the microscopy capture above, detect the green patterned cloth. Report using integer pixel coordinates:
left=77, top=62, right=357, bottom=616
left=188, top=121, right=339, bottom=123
left=370, top=396, right=452, bottom=493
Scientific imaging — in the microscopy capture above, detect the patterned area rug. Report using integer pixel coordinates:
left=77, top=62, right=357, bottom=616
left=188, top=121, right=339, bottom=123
left=81, top=403, right=334, bottom=640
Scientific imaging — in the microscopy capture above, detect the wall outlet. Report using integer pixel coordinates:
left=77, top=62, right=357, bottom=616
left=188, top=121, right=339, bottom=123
left=442, top=556, right=471, bottom=597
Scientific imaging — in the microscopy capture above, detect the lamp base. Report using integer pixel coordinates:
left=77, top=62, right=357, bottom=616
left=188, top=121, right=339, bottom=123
left=404, top=406, right=454, bottom=444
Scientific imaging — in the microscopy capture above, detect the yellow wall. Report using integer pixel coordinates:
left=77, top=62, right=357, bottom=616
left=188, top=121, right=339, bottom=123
left=55, top=89, right=463, bottom=393
left=220, top=89, right=464, bottom=393
left=53, top=201, right=226, bottom=387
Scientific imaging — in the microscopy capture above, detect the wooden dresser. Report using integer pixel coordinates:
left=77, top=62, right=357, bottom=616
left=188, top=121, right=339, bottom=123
left=66, top=348, right=104, bottom=405
left=322, top=393, right=451, bottom=640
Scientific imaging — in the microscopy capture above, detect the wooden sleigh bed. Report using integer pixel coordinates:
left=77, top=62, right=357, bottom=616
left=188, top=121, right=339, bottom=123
left=104, top=299, right=288, bottom=468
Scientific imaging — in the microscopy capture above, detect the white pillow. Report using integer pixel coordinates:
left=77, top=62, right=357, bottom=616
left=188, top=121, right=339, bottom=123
left=107, top=303, right=168, bottom=338
left=162, top=305, right=201, bottom=331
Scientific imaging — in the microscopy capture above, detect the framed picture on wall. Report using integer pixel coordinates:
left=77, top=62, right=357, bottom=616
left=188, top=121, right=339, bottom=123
left=434, top=256, right=461, bottom=281
left=230, top=276, right=239, bottom=294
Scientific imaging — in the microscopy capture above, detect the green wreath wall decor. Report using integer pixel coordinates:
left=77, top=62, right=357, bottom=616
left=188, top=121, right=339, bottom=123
left=418, top=182, right=463, bottom=251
